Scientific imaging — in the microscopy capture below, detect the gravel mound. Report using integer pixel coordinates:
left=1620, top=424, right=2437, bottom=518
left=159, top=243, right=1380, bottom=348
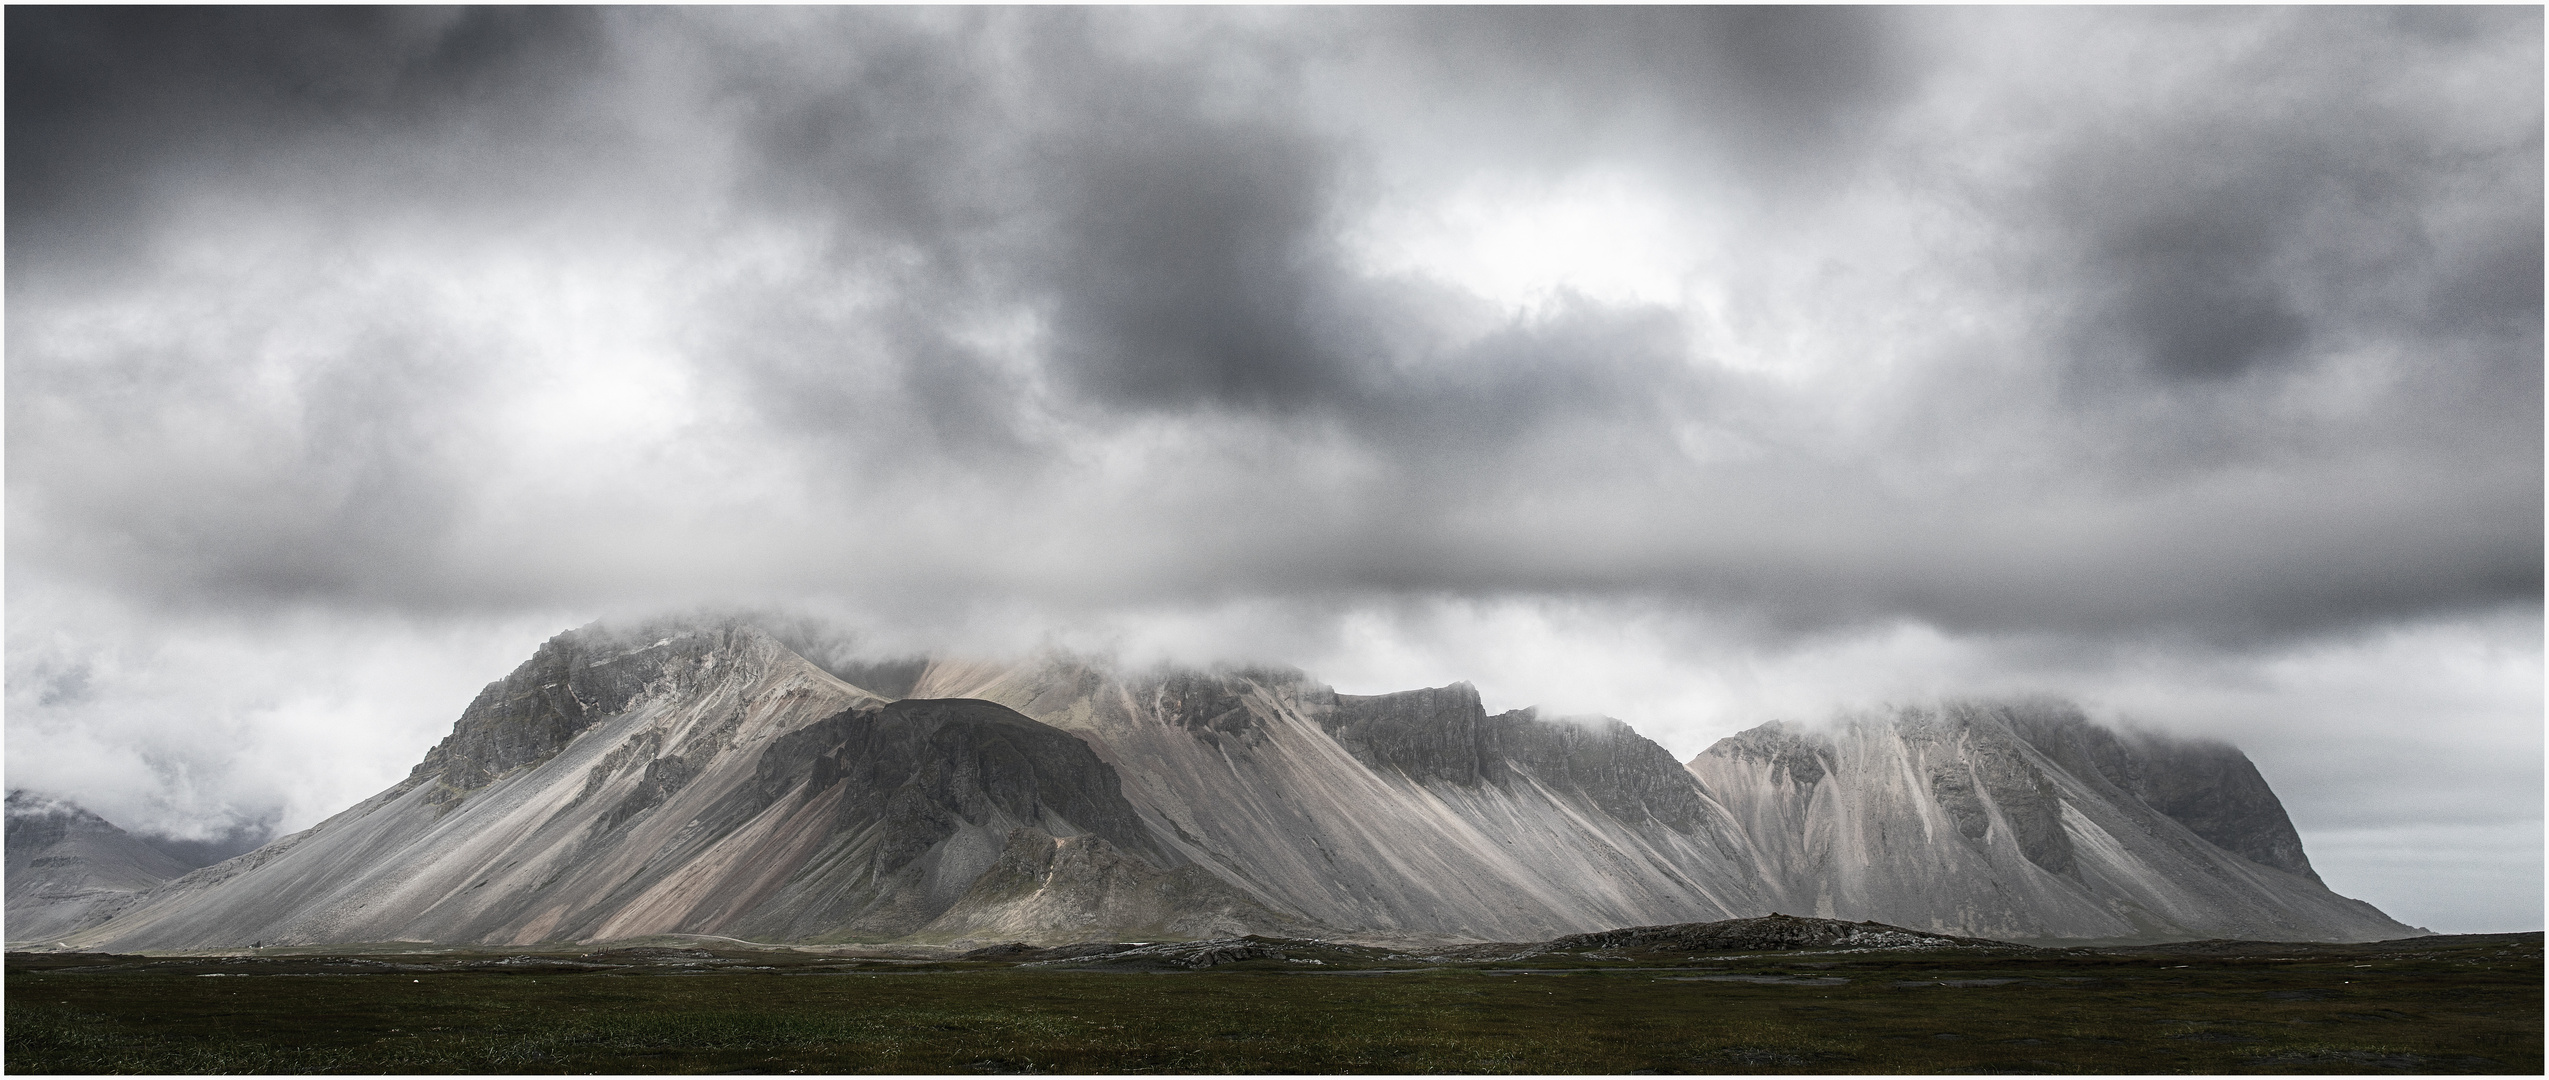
left=1540, top=913, right=2018, bottom=954
left=959, top=941, right=1143, bottom=963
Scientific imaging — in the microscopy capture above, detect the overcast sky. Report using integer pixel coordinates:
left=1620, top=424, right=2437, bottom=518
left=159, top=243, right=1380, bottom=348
left=7, top=7, right=2539, bottom=933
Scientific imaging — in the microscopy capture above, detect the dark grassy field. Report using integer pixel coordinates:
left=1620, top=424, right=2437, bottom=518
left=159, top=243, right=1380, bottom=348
left=7, top=932, right=2536, bottom=1074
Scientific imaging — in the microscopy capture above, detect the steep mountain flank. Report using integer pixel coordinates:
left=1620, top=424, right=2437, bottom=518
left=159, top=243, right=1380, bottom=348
left=53, top=621, right=868, bottom=951
left=5, top=792, right=193, bottom=942
left=1323, top=687, right=1725, bottom=836
left=1686, top=701, right=2416, bottom=943
left=2002, top=710, right=2317, bottom=881
left=51, top=622, right=1296, bottom=952
left=908, top=659, right=1769, bottom=941
left=621, top=696, right=1297, bottom=944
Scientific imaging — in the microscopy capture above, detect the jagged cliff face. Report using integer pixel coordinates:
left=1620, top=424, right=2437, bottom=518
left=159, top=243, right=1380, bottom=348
left=43, top=618, right=2416, bottom=951
left=1685, top=701, right=2413, bottom=943
left=403, top=623, right=731, bottom=804
left=5, top=792, right=193, bottom=942
left=2003, top=712, right=2318, bottom=882
left=909, top=658, right=1767, bottom=941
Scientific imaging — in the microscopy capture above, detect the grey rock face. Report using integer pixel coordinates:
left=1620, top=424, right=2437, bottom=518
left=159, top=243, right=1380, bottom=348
left=408, top=620, right=749, bottom=804
left=1493, top=709, right=1727, bottom=836
left=1324, top=683, right=1499, bottom=784
left=1687, top=702, right=2415, bottom=943
left=1905, top=708, right=2076, bottom=877
left=511, top=694, right=1301, bottom=946
left=2001, top=704, right=2317, bottom=881
left=1711, top=724, right=1830, bottom=788
left=1323, top=685, right=1724, bottom=835
left=720, top=697, right=1168, bottom=869
left=1154, top=669, right=1277, bottom=748
left=933, top=664, right=1771, bottom=941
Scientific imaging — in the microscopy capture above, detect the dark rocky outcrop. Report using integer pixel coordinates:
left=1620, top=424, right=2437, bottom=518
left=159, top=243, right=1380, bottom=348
left=409, top=621, right=746, bottom=803
left=958, top=940, right=1141, bottom=962
left=1485, top=708, right=1723, bottom=834
left=1914, top=705, right=2076, bottom=877
left=1149, top=669, right=1274, bottom=748
left=1543, top=913, right=2014, bottom=953
left=1706, top=723, right=1830, bottom=788
left=713, top=697, right=1168, bottom=871
left=1321, top=683, right=1719, bottom=831
left=1324, top=684, right=1499, bottom=784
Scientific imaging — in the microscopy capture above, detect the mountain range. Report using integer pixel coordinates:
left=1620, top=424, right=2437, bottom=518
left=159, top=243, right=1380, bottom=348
left=10, top=617, right=2419, bottom=951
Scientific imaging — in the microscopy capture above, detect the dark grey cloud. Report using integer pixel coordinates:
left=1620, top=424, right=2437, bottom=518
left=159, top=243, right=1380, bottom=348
left=714, top=9, right=996, bottom=258
left=2038, top=32, right=2543, bottom=395
left=1031, top=110, right=1348, bottom=413
left=2082, top=185, right=2314, bottom=383
left=681, top=7, right=1732, bottom=492
left=1351, top=6, right=1917, bottom=188
left=7, top=6, right=609, bottom=277
left=3, top=7, right=2536, bottom=675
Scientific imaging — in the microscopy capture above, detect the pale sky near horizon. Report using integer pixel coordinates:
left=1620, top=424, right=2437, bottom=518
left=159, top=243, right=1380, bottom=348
left=7, top=7, right=2540, bottom=933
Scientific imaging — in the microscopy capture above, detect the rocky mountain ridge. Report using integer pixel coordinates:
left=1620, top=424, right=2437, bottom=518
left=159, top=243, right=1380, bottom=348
left=16, top=616, right=2421, bottom=951
left=1688, top=703, right=2406, bottom=942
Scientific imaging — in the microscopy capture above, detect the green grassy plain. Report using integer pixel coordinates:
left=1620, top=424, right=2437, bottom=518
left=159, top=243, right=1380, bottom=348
left=7, top=932, right=2536, bottom=1074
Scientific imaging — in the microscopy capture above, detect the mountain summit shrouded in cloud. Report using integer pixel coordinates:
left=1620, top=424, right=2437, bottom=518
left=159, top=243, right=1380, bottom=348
left=5, top=8, right=2539, bottom=934
left=31, top=618, right=2419, bottom=951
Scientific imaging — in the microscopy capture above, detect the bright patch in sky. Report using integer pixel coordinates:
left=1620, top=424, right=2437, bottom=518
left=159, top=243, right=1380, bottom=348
left=1349, top=169, right=1703, bottom=316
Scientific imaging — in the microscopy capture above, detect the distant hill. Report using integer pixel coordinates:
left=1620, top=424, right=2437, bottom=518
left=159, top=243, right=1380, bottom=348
left=6, top=791, right=194, bottom=942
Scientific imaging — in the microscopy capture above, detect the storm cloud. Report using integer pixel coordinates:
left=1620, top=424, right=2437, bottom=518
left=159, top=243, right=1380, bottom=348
left=7, top=8, right=2538, bottom=930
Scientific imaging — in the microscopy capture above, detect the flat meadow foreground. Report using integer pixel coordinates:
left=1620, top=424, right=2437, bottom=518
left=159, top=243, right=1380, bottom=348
left=6, top=931, right=2537, bottom=1074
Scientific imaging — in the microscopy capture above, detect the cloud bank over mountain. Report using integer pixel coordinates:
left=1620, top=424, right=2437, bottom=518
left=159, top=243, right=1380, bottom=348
left=7, top=8, right=2538, bottom=932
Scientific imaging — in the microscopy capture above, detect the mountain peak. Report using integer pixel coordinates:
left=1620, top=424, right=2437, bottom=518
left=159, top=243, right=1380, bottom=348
left=404, top=618, right=874, bottom=804
left=6, top=790, right=194, bottom=943
left=1687, top=700, right=2396, bottom=941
